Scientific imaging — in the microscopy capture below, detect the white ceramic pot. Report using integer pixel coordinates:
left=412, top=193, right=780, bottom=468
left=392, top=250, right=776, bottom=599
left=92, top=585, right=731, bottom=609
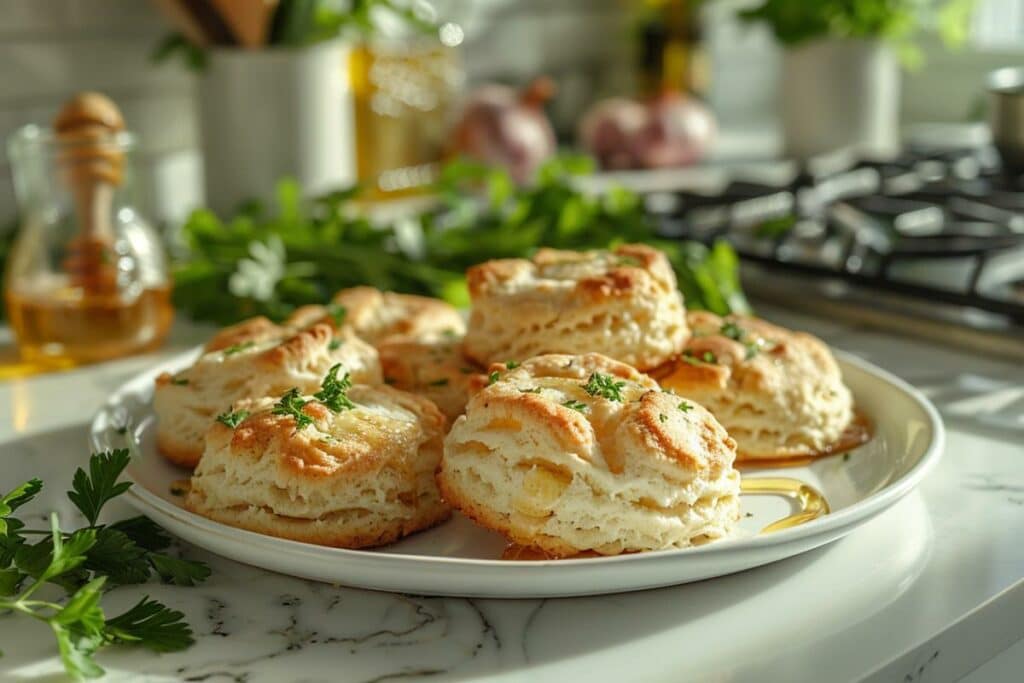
left=197, top=40, right=356, bottom=216
left=780, top=38, right=900, bottom=160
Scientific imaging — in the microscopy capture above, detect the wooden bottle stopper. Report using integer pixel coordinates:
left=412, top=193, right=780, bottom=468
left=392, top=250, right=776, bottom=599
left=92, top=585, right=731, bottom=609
left=54, top=92, right=126, bottom=295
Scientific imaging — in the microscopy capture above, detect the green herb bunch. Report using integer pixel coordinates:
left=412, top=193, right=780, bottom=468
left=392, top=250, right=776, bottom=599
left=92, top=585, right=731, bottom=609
left=740, top=0, right=976, bottom=66
left=171, top=155, right=749, bottom=327
left=0, top=450, right=208, bottom=679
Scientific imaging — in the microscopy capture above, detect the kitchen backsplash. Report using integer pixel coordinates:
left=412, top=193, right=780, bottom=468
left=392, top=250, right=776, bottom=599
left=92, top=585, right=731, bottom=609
left=0, top=0, right=1020, bottom=228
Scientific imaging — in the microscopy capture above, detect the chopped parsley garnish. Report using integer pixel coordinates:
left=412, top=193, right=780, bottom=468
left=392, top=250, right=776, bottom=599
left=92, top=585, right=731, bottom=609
left=505, top=360, right=520, bottom=369
left=216, top=410, right=249, bottom=428
left=678, top=401, right=693, bottom=413
left=222, top=341, right=255, bottom=356
left=313, top=364, right=356, bottom=412
left=428, top=378, right=450, bottom=387
left=273, top=388, right=313, bottom=430
left=562, top=399, right=588, bottom=413
left=326, top=303, right=347, bottom=327
left=170, top=377, right=189, bottom=386
left=682, top=349, right=717, bottom=365
left=520, top=387, right=543, bottom=394
left=442, top=328, right=459, bottom=339
left=328, top=338, right=342, bottom=351
left=720, top=321, right=762, bottom=360
left=658, top=413, right=668, bottom=423
left=583, top=372, right=626, bottom=402
left=487, top=370, right=501, bottom=386
left=723, top=321, right=746, bottom=340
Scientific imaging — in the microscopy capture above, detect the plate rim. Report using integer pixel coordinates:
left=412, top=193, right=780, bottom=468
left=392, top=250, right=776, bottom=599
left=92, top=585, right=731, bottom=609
left=89, top=347, right=944, bottom=569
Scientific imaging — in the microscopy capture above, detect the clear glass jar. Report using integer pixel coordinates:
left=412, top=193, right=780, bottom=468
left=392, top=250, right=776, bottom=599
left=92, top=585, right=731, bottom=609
left=4, top=124, right=173, bottom=366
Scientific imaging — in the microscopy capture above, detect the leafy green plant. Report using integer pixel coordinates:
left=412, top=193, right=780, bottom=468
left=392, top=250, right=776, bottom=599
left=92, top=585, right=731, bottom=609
left=171, top=155, right=750, bottom=326
left=0, top=450, right=208, bottom=680
left=739, top=0, right=976, bottom=65
left=153, top=0, right=438, bottom=70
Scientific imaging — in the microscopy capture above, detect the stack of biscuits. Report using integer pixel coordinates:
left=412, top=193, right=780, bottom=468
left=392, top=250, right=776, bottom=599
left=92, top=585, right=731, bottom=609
left=156, top=244, right=856, bottom=557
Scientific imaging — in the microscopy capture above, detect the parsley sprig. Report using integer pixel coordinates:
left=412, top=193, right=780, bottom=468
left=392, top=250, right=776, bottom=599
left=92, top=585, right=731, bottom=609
left=216, top=410, right=249, bottom=429
left=0, top=450, right=208, bottom=679
left=582, top=372, right=626, bottom=402
left=313, top=364, right=356, bottom=412
left=273, top=388, right=313, bottom=430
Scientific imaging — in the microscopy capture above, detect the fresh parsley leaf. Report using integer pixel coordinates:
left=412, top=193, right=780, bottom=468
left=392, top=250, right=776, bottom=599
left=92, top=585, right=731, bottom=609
left=487, top=370, right=500, bottom=386
left=582, top=372, right=626, bottom=402
left=702, top=351, right=717, bottom=364
left=328, top=338, right=342, bottom=351
left=67, top=450, right=133, bottom=527
left=314, top=364, right=356, bottom=412
left=105, top=596, right=194, bottom=652
left=678, top=401, right=693, bottom=413
left=505, top=360, right=520, bottom=369
left=0, top=567, right=24, bottom=596
left=720, top=321, right=745, bottom=341
left=54, top=576, right=107, bottom=636
left=326, top=303, right=347, bottom=327
left=84, top=529, right=150, bottom=586
left=427, top=378, right=449, bottom=387
left=16, top=518, right=95, bottom=591
left=658, top=413, right=668, bottom=423
left=216, top=410, right=249, bottom=429
left=108, top=516, right=172, bottom=552
left=170, top=377, right=189, bottom=386
left=519, top=387, right=543, bottom=394
left=52, top=620, right=104, bottom=680
left=273, top=388, right=314, bottom=430
left=222, top=341, right=255, bottom=356
left=0, top=478, right=42, bottom=535
left=562, top=399, right=588, bottom=413
left=2, top=478, right=43, bottom=512
left=148, top=553, right=211, bottom=587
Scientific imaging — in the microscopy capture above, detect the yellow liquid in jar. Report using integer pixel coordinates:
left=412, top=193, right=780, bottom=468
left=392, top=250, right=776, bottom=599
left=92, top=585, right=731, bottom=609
left=5, top=285, right=174, bottom=367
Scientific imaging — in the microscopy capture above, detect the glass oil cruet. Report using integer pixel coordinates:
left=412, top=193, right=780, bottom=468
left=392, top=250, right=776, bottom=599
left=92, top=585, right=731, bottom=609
left=3, top=92, right=173, bottom=367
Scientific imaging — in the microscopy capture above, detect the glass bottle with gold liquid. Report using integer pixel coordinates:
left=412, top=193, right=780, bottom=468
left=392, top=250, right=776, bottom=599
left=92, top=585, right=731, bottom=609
left=350, top=26, right=464, bottom=200
left=635, top=0, right=709, bottom=98
left=4, top=92, right=173, bottom=368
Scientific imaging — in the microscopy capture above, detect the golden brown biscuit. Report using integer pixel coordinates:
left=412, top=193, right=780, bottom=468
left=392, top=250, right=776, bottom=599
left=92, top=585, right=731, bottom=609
left=285, top=286, right=465, bottom=345
left=154, top=324, right=381, bottom=468
left=462, top=244, right=689, bottom=371
left=377, top=334, right=480, bottom=422
left=185, top=382, right=449, bottom=548
left=204, top=316, right=288, bottom=353
left=438, top=353, right=741, bottom=557
left=653, top=312, right=855, bottom=460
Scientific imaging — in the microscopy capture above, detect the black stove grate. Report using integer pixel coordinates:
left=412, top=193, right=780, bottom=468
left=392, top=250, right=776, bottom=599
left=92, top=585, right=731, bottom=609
left=645, top=146, right=1024, bottom=324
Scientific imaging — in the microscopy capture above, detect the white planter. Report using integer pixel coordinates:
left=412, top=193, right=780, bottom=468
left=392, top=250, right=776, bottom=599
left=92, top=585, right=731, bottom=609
left=197, top=40, right=356, bottom=216
left=780, top=38, right=900, bottom=160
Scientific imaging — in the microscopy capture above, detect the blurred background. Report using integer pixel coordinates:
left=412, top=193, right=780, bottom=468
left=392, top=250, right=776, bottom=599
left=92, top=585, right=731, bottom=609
left=0, top=0, right=1020, bottom=226
left=2, top=0, right=1024, bottom=371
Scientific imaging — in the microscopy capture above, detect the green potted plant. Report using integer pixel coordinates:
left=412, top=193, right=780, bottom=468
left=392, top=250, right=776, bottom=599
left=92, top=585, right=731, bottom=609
left=739, top=0, right=976, bottom=159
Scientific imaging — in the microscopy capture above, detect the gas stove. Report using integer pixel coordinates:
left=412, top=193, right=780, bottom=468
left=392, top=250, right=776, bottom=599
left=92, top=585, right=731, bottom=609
left=641, top=145, right=1024, bottom=358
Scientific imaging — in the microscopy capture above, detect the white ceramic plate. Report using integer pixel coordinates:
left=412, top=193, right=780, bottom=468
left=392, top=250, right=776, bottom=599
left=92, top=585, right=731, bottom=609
left=90, top=349, right=943, bottom=598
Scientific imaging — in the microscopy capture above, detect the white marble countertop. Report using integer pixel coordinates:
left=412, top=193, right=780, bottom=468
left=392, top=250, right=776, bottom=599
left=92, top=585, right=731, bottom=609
left=1, top=309, right=1022, bottom=683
